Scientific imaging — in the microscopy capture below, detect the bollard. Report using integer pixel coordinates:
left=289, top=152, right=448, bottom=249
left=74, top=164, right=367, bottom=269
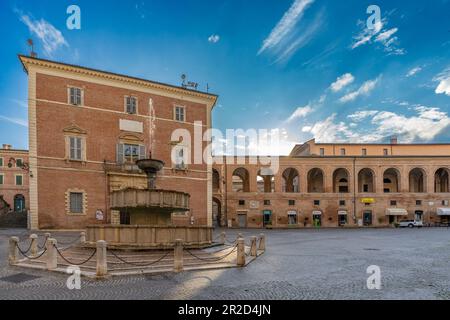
left=9, top=237, right=19, bottom=265
left=96, top=240, right=108, bottom=277
left=44, top=232, right=51, bottom=240
left=46, top=238, right=58, bottom=270
left=174, top=239, right=184, bottom=273
left=250, top=236, right=257, bottom=257
left=30, top=234, right=38, bottom=257
left=258, top=234, right=266, bottom=251
left=80, top=231, right=86, bottom=244
left=237, top=238, right=245, bottom=267
left=220, top=232, right=226, bottom=245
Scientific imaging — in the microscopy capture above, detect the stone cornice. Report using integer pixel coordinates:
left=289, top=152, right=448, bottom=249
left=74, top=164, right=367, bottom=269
left=19, top=55, right=218, bottom=108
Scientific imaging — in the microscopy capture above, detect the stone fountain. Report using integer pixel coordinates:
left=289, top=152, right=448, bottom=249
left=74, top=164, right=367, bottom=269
left=86, top=158, right=213, bottom=249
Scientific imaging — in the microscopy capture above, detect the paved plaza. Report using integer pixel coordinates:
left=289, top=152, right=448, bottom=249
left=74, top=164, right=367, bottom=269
left=0, top=227, right=449, bottom=300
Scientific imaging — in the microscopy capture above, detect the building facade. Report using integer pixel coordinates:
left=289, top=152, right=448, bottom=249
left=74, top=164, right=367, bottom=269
left=20, top=55, right=217, bottom=230
left=0, top=144, right=29, bottom=214
left=213, top=139, right=450, bottom=229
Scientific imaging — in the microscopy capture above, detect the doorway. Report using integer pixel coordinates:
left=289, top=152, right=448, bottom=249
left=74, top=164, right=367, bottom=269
left=363, top=210, right=373, bottom=226
left=263, top=210, right=272, bottom=227
left=237, top=213, right=247, bottom=228
left=415, top=211, right=424, bottom=222
left=313, top=213, right=322, bottom=227
left=14, top=195, right=25, bottom=212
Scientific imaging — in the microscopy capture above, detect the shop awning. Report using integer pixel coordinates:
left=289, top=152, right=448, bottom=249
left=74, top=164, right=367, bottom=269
left=386, top=208, right=408, bottom=216
left=312, top=211, right=322, bottom=216
left=437, top=208, right=450, bottom=216
left=338, top=211, right=348, bottom=216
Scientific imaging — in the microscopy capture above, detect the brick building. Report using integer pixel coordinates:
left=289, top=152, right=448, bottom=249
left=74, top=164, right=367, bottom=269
left=19, top=55, right=217, bottom=230
left=0, top=144, right=29, bottom=214
left=213, top=139, right=450, bottom=228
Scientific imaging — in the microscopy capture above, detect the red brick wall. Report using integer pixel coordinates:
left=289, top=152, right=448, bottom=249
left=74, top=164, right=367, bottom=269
left=35, top=73, right=210, bottom=229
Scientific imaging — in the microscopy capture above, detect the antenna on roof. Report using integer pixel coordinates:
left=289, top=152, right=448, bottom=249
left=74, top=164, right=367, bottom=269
left=181, top=74, right=198, bottom=91
left=27, top=39, right=37, bottom=58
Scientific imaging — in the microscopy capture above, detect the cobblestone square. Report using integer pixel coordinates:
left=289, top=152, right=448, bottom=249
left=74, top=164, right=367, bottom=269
left=1, top=228, right=450, bottom=300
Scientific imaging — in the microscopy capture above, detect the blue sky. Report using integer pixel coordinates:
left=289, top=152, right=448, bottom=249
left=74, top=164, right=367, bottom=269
left=0, top=0, right=449, bottom=154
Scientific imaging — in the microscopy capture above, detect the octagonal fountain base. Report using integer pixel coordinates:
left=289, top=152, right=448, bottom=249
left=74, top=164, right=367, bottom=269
left=86, top=225, right=214, bottom=250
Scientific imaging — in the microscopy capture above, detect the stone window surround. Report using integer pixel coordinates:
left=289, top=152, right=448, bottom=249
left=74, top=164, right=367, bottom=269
left=124, top=95, right=139, bottom=115
left=67, top=85, right=85, bottom=106
left=0, top=157, right=4, bottom=167
left=15, top=158, right=23, bottom=168
left=0, top=173, right=4, bottom=185
left=63, top=125, right=88, bottom=163
left=65, top=189, right=88, bottom=216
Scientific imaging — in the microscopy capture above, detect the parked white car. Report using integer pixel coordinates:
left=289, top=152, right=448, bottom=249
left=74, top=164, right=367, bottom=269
left=398, top=220, right=423, bottom=228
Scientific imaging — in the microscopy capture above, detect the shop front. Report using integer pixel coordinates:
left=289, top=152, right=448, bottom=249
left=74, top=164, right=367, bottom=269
left=386, top=208, right=408, bottom=224
left=437, top=208, right=450, bottom=225
left=312, top=210, right=322, bottom=227
left=338, top=210, right=348, bottom=226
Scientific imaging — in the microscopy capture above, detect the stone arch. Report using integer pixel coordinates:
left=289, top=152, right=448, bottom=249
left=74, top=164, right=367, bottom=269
left=282, top=168, right=300, bottom=193
left=435, top=168, right=450, bottom=193
left=232, top=168, right=250, bottom=192
left=383, top=168, right=401, bottom=193
left=257, top=168, right=275, bottom=193
left=308, top=168, right=324, bottom=193
left=409, top=168, right=426, bottom=193
left=358, top=168, right=375, bottom=193
left=333, top=168, right=350, bottom=193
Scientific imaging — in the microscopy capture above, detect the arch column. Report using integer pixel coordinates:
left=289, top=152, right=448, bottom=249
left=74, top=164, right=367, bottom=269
left=400, top=166, right=409, bottom=193
left=323, top=167, right=333, bottom=193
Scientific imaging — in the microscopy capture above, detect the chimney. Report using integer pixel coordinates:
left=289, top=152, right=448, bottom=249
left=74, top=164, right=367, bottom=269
left=2, top=144, right=12, bottom=150
left=390, top=136, right=398, bottom=145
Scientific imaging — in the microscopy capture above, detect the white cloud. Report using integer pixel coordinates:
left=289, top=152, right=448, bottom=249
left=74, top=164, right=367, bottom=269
left=287, top=105, right=313, bottom=122
left=301, top=114, right=361, bottom=143
left=0, top=115, right=28, bottom=127
left=375, top=28, right=398, bottom=42
left=351, top=19, right=405, bottom=55
left=406, top=67, right=422, bottom=77
left=274, top=9, right=323, bottom=63
left=351, top=19, right=383, bottom=49
left=434, top=68, right=450, bottom=96
left=303, top=106, right=450, bottom=143
left=330, top=73, right=355, bottom=92
left=347, top=110, right=379, bottom=122
left=258, top=0, right=315, bottom=55
left=208, top=34, right=220, bottom=43
left=339, top=77, right=380, bottom=103
left=19, top=13, right=68, bottom=56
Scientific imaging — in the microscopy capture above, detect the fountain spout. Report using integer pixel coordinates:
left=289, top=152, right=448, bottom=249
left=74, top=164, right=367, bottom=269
left=136, top=159, right=165, bottom=190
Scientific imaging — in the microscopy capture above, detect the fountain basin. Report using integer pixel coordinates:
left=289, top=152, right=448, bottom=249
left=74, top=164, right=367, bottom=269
left=110, top=188, right=190, bottom=213
left=86, top=225, right=213, bottom=249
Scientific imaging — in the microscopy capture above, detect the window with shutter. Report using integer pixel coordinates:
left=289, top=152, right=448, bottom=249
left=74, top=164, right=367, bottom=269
left=69, top=137, right=83, bottom=160
left=69, top=87, right=82, bottom=105
left=174, top=106, right=185, bottom=122
left=126, top=97, right=137, bottom=114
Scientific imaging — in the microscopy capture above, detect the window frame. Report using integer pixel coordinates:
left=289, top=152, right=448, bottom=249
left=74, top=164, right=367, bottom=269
left=15, top=174, right=23, bottom=186
left=362, top=149, right=367, bottom=156
left=68, top=86, right=84, bottom=106
left=174, top=105, right=186, bottom=122
left=66, top=189, right=87, bottom=216
left=172, top=144, right=189, bottom=170
left=0, top=157, right=3, bottom=167
left=117, top=143, right=146, bottom=165
left=0, top=173, right=4, bottom=185
left=66, top=135, right=86, bottom=162
left=340, top=148, right=346, bottom=156
left=124, top=96, right=138, bottom=115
